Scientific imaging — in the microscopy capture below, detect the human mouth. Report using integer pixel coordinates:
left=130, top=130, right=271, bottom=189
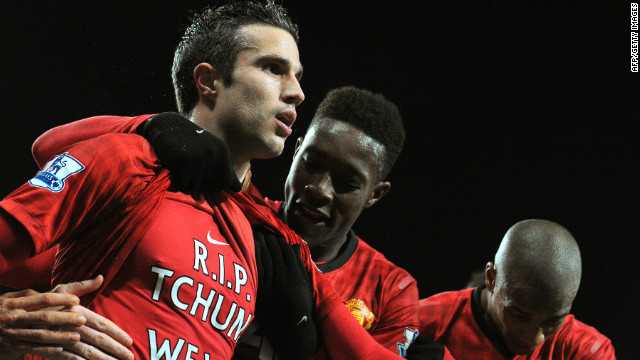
left=275, top=110, right=296, bottom=135
left=297, top=202, right=329, bottom=222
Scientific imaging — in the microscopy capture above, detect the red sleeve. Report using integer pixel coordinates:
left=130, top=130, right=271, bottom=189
left=1, top=134, right=160, bottom=267
left=32, top=114, right=155, bottom=167
left=313, top=287, right=406, bottom=360
left=299, top=242, right=409, bottom=359
left=372, top=271, right=420, bottom=352
left=0, top=243, right=56, bottom=290
left=0, top=209, right=34, bottom=273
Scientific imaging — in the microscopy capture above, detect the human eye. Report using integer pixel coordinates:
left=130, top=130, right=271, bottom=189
left=506, top=308, right=530, bottom=322
left=542, top=316, right=565, bottom=328
left=344, top=180, right=361, bottom=191
left=262, top=62, right=283, bottom=75
left=335, top=177, right=362, bottom=193
left=301, top=154, right=318, bottom=171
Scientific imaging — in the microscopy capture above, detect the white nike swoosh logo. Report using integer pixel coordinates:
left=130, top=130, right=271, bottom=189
left=207, top=231, right=228, bottom=245
left=295, top=315, right=308, bottom=326
left=196, top=129, right=204, bottom=133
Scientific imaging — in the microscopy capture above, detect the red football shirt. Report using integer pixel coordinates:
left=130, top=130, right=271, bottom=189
left=419, top=287, right=616, bottom=359
left=10, top=114, right=409, bottom=360
left=2, top=133, right=258, bottom=359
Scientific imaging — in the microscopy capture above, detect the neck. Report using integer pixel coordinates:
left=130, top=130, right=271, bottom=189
left=480, top=288, right=500, bottom=334
left=309, top=245, right=340, bottom=263
left=308, top=233, right=350, bottom=263
left=480, top=287, right=488, bottom=310
left=233, top=161, right=251, bottom=185
left=190, top=108, right=252, bottom=184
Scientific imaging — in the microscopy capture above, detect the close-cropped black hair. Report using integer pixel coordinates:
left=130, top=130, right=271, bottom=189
left=172, top=0, right=299, bottom=115
left=311, top=86, right=406, bottom=180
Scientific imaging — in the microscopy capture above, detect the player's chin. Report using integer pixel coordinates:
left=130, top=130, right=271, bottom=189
left=506, top=340, right=537, bottom=355
left=297, top=230, right=327, bottom=247
left=289, top=215, right=328, bottom=242
left=270, top=135, right=287, bottom=153
left=256, top=140, right=285, bottom=159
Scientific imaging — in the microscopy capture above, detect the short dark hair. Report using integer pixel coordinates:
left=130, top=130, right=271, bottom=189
left=172, top=0, right=299, bottom=115
left=311, top=86, right=406, bottom=180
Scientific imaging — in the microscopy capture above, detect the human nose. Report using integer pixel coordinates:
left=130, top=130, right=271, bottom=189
left=282, top=76, right=304, bottom=107
left=305, top=174, right=333, bottom=203
left=523, top=327, right=546, bottom=348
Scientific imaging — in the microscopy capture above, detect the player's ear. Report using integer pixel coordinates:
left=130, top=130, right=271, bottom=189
left=194, top=63, right=221, bottom=107
left=485, top=262, right=496, bottom=292
left=293, top=137, right=304, bottom=158
left=364, top=181, right=391, bottom=208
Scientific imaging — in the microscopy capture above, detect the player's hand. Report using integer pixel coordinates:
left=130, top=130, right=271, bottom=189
left=0, top=276, right=134, bottom=360
left=406, top=335, right=451, bottom=360
left=142, top=112, right=242, bottom=193
left=253, top=226, right=317, bottom=360
left=51, top=275, right=134, bottom=360
left=1, top=288, right=84, bottom=360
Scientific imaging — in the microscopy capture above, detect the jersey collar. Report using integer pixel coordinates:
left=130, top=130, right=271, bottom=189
left=315, top=229, right=359, bottom=273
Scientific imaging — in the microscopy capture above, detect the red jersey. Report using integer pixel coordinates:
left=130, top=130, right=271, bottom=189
left=419, top=287, right=616, bottom=359
left=234, top=199, right=420, bottom=359
left=2, top=133, right=258, bottom=359
left=3, top=114, right=410, bottom=360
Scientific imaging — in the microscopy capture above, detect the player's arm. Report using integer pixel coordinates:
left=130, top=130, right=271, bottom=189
left=1, top=136, right=155, bottom=360
left=239, top=202, right=407, bottom=360
left=0, top=245, right=57, bottom=291
left=406, top=336, right=455, bottom=360
left=32, top=113, right=240, bottom=193
left=0, top=163, right=138, bottom=360
left=306, top=270, right=451, bottom=360
left=369, top=271, right=421, bottom=354
left=32, top=114, right=152, bottom=167
left=253, top=227, right=317, bottom=360
left=1, top=135, right=150, bottom=263
left=1, top=288, right=85, bottom=360
left=0, top=209, right=34, bottom=272
left=369, top=276, right=454, bottom=359
left=252, top=227, right=423, bottom=360
left=265, top=233, right=407, bottom=359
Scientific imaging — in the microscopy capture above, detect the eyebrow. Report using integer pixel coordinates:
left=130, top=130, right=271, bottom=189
left=305, top=148, right=367, bottom=181
left=545, top=313, right=570, bottom=322
left=506, top=304, right=528, bottom=315
left=507, top=304, right=570, bottom=322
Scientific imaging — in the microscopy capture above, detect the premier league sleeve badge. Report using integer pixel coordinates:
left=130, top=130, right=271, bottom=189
left=29, top=152, right=85, bottom=192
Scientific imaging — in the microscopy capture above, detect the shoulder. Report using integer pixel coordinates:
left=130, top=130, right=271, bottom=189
left=30, top=133, right=162, bottom=196
left=63, top=133, right=158, bottom=171
left=354, top=235, right=417, bottom=286
left=419, top=288, right=475, bottom=337
left=356, top=236, right=413, bottom=275
left=551, top=315, right=616, bottom=358
left=420, top=288, right=473, bottom=313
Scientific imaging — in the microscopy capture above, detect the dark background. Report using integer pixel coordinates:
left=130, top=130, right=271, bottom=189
left=1, top=1, right=636, bottom=358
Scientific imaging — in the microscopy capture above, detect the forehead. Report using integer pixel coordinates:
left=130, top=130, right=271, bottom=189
left=236, top=24, right=302, bottom=70
left=301, top=120, right=385, bottom=175
left=499, top=282, right=574, bottom=315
